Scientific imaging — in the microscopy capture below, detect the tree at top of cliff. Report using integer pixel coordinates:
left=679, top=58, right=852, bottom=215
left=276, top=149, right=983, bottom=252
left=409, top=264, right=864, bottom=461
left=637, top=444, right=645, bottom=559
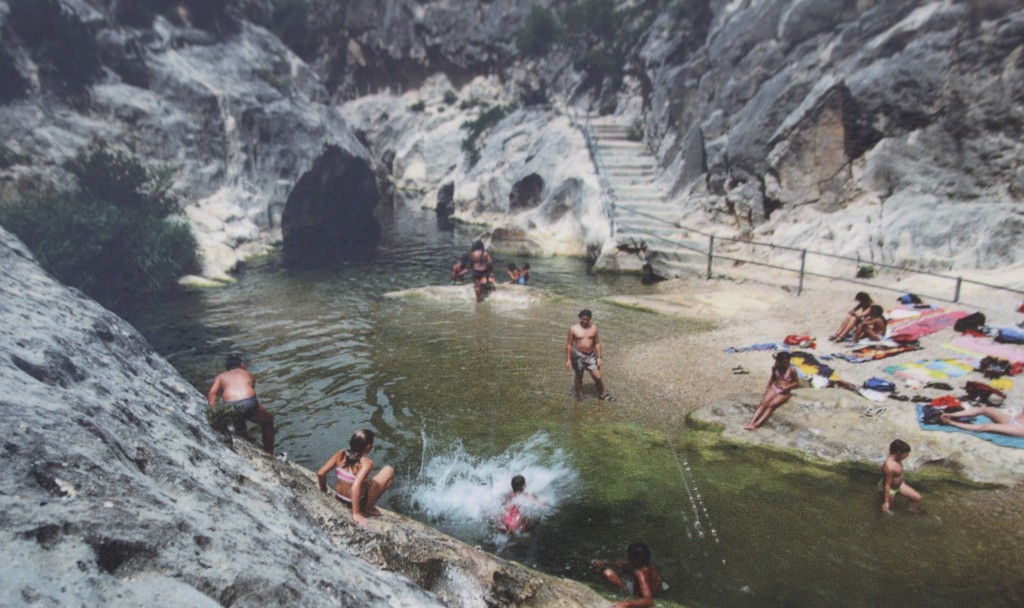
left=0, top=145, right=201, bottom=307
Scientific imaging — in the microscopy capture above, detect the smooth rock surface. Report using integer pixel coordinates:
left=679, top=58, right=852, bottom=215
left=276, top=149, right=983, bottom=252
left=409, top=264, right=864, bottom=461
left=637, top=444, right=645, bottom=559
left=0, top=226, right=605, bottom=607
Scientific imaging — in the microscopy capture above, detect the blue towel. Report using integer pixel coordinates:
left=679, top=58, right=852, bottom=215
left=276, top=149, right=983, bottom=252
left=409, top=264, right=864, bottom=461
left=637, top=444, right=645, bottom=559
left=915, top=405, right=1024, bottom=449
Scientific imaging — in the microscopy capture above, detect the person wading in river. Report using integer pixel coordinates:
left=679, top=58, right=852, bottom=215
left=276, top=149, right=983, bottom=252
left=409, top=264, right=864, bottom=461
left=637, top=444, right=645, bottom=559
left=566, top=309, right=613, bottom=401
left=207, top=354, right=276, bottom=453
left=468, top=240, right=493, bottom=302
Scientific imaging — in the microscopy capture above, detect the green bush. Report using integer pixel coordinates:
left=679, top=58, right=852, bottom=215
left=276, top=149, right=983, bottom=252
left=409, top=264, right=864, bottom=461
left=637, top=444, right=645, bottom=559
left=8, top=0, right=99, bottom=91
left=408, top=100, right=426, bottom=112
left=0, top=145, right=201, bottom=305
left=443, top=90, right=459, bottom=105
left=461, top=105, right=513, bottom=165
left=516, top=5, right=560, bottom=57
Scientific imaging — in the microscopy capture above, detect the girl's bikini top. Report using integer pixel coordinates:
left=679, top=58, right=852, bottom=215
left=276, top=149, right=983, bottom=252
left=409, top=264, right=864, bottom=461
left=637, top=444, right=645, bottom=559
left=336, top=466, right=356, bottom=483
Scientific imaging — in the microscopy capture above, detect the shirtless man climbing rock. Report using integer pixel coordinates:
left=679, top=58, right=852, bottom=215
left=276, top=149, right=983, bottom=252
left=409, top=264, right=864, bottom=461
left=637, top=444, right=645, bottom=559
left=566, top=309, right=613, bottom=401
left=207, top=354, right=276, bottom=453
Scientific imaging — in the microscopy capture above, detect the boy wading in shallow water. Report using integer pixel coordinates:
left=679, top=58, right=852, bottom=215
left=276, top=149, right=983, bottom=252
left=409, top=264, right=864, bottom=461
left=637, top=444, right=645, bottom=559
left=881, top=439, right=923, bottom=514
left=566, top=309, right=613, bottom=401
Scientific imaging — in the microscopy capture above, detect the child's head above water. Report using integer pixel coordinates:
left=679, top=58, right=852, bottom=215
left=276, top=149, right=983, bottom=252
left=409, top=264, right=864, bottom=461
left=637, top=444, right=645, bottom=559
left=511, top=474, right=526, bottom=493
left=626, top=541, right=651, bottom=567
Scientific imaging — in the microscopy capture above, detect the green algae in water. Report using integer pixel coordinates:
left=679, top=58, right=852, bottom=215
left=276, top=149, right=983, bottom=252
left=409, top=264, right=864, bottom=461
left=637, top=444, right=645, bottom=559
left=121, top=207, right=1024, bottom=608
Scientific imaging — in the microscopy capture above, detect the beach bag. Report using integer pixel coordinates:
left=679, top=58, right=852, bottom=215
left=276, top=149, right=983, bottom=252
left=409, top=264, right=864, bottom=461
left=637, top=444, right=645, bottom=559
left=862, top=377, right=895, bottom=392
left=783, top=335, right=815, bottom=348
left=994, top=326, right=1024, bottom=344
left=953, top=312, right=985, bottom=333
left=898, top=293, right=922, bottom=305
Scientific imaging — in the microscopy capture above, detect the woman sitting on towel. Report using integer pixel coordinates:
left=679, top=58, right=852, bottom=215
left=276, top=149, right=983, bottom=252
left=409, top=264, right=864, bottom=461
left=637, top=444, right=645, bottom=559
left=830, top=292, right=873, bottom=342
left=852, top=305, right=887, bottom=342
left=940, top=407, right=1024, bottom=437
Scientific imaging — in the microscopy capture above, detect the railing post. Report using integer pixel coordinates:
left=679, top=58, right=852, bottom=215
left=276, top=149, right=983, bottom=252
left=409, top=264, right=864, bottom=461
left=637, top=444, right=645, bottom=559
left=954, top=277, right=962, bottom=303
left=798, top=249, right=807, bottom=296
left=706, top=235, right=714, bottom=279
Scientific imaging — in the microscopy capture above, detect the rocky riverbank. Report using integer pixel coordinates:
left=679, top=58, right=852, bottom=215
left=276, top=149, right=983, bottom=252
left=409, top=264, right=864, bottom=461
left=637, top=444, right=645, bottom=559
left=0, top=226, right=608, bottom=607
left=612, top=269, right=1024, bottom=486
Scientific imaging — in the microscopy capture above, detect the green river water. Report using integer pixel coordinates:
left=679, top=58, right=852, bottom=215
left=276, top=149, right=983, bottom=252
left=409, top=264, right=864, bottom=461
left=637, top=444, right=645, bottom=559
left=120, top=207, right=1024, bottom=608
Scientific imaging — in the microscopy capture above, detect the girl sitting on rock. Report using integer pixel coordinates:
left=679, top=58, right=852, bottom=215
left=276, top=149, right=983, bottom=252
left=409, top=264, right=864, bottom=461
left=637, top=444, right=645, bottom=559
left=745, top=352, right=799, bottom=431
left=829, top=292, right=873, bottom=342
left=317, top=429, right=395, bottom=526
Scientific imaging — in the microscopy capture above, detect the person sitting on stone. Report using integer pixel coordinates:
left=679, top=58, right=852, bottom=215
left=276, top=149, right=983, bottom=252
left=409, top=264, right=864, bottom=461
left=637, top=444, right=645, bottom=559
left=317, top=428, right=395, bottom=526
left=830, top=292, right=873, bottom=342
left=852, top=304, right=887, bottom=342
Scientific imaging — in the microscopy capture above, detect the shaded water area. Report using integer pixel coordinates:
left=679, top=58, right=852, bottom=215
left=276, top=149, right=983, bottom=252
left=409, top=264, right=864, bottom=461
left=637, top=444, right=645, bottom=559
left=122, top=207, right=1024, bottom=607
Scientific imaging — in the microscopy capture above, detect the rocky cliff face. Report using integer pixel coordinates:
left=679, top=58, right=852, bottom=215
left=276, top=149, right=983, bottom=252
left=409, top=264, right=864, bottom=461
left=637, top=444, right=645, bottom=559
left=311, top=0, right=1024, bottom=274
left=0, top=226, right=609, bottom=607
left=0, top=226, right=441, bottom=607
left=0, top=0, right=378, bottom=280
left=1, top=0, right=1021, bottom=279
left=638, top=0, right=1024, bottom=270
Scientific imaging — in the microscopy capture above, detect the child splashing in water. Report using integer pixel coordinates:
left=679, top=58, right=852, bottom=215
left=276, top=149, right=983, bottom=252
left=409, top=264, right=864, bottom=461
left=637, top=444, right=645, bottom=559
left=317, top=429, right=395, bottom=526
left=745, top=352, right=799, bottom=430
left=497, top=474, right=547, bottom=534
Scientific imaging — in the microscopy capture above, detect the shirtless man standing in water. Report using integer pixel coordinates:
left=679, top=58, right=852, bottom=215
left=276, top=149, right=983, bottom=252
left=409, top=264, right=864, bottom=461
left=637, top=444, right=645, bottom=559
left=566, top=309, right=613, bottom=401
left=207, top=354, right=276, bottom=453
left=468, top=240, right=493, bottom=302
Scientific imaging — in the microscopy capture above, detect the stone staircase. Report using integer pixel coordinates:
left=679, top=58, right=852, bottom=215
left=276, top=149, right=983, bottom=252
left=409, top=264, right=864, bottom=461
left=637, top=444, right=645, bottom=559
left=588, top=115, right=707, bottom=278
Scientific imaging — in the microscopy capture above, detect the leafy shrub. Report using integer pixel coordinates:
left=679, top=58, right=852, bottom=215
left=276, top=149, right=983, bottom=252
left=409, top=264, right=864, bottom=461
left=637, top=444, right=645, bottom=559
left=857, top=265, right=877, bottom=279
left=443, top=90, right=459, bottom=105
left=461, top=105, right=514, bottom=165
left=408, top=100, right=426, bottom=113
left=516, top=5, right=560, bottom=57
left=8, top=0, right=99, bottom=91
left=598, top=96, right=617, bottom=116
left=0, top=145, right=201, bottom=306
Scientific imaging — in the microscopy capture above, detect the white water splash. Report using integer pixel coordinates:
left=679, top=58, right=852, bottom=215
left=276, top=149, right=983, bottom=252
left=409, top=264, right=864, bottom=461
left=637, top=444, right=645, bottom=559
left=403, top=431, right=580, bottom=541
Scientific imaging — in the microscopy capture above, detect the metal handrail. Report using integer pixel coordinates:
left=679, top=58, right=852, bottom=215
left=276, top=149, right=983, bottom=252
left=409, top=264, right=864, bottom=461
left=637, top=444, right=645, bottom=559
left=562, top=101, right=1022, bottom=305
left=627, top=222, right=1024, bottom=305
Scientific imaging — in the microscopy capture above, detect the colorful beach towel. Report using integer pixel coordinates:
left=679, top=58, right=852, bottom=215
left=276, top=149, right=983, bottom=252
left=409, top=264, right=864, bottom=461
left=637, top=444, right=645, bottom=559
left=888, top=310, right=969, bottom=341
left=916, top=405, right=1024, bottom=449
left=883, top=358, right=978, bottom=382
left=832, top=343, right=921, bottom=363
left=790, top=352, right=838, bottom=381
left=887, top=305, right=941, bottom=326
left=942, top=335, right=1024, bottom=363
left=723, top=342, right=785, bottom=354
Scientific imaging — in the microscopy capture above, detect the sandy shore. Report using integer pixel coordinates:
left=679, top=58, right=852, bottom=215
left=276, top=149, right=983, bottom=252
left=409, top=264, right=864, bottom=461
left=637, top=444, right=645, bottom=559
left=608, top=269, right=1024, bottom=485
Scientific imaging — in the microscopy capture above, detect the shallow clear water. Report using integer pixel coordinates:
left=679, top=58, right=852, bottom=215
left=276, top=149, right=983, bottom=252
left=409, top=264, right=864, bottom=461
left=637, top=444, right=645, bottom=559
left=122, top=206, right=1024, bottom=608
